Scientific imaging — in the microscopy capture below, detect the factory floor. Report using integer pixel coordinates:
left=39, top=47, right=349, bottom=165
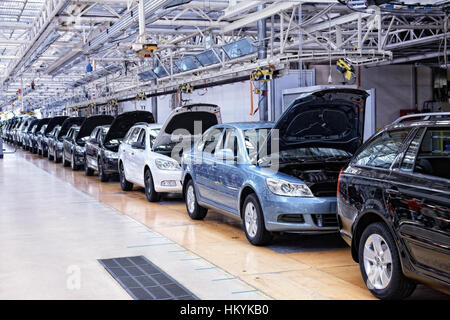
left=0, top=144, right=448, bottom=300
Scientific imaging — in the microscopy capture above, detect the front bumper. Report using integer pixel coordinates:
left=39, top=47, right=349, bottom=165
left=103, top=157, right=119, bottom=174
left=153, top=169, right=182, bottom=193
left=261, top=193, right=339, bottom=233
left=74, top=151, right=85, bottom=166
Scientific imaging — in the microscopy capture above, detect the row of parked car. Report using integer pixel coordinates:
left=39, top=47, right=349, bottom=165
left=1, top=88, right=449, bottom=300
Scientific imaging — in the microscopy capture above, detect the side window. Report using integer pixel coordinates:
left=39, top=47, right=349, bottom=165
left=89, top=128, right=98, bottom=141
left=219, top=129, right=240, bottom=157
left=199, top=128, right=223, bottom=155
left=353, top=129, right=410, bottom=169
left=124, top=128, right=139, bottom=145
left=414, top=128, right=450, bottom=180
left=138, top=129, right=146, bottom=148
left=400, top=128, right=425, bottom=171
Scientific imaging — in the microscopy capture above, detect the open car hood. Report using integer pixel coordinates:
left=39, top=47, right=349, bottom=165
left=58, top=117, right=86, bottom=139
left=152, top=104, right=221, bottom=151
left=103, top=111, right=155, bottom=148
left=34, top=118, right=51, bottom=134
left=44, top=116, right=68, bottom=135
left=76, top=115, right=114, bottom=143
left=264, top=88, right=368, bottom=155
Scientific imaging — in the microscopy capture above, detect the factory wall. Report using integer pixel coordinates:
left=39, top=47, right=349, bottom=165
left=313, top=64, right=433, bottom=128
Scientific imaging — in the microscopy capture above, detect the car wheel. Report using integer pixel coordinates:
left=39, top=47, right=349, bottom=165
left=53, top=150, right=59, bottom=163
left=359, top=222, right=416, bottom=300
left=63, top=151, right=70, bottom=167
left=119, top=162, right=133, bottom=191
left=84, top=158, right=94, bottom=176
left=242, top=194, right=273, bottom=246
left=184, top=179, right=207, bottom=220
left=98, top=158, right=109, bottom=182
left=71, top=153, right=78, bottom=171
left=43, top=149, right=48, bottom=158
left=144, top=169, right=160, bottom=202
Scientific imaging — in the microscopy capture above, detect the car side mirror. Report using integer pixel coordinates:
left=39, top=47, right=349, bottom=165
left=131, top=142, right=145, bottom=150
left=215, top=149, right=237, bottom=162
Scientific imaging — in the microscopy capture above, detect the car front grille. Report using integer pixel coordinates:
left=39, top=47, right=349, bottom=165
left=309, top=182, right=337, bottom=197
left=312, top=214, right=338, bottom=227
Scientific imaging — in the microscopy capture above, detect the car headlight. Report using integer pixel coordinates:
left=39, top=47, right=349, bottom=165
left=266, top=178, right=313, bottom=197
left=104, top=150, right=118, bottom=159
left=155, top=158, right=180, bottom=171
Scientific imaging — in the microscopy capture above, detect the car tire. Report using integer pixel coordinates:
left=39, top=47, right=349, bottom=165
left=119, top=161, right=133, bottom=191
left=43, top=149, right=48, bottom=158
left=358, top=222, right=416, bottom=300
left=184, top=179, right=207, bottom=220
left=63, top=151, right=70, bottom=167
left=85, top=158, right=94, bottom=176
left=242, top=194, right=273, bottom=246
left=53, top=150, right=59, bottom=163
left=144, top=169, right=160, bottom=202
left=71, top=153, right=78, bottom=171
left=98, top=158, right=109, bottom=182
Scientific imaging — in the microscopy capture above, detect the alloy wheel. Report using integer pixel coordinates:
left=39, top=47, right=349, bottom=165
left=363, top=234, right=393, bottom=290
left=244, top=202, right=258, bottom=238
left=186, top=185, right=195, bottom=214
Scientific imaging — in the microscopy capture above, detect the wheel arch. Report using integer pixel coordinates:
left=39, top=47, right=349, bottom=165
left=239, top=185, right=259, bottom=219
left=352, top=210, right=396, bottom=262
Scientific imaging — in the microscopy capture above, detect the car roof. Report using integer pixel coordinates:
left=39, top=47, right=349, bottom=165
left=135, top=123, right=162, bottom=129
left=385, top=119, right=450, bottom=131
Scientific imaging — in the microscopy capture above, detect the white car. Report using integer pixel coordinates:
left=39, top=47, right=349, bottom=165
left=118, top=104, right=222, bottom=202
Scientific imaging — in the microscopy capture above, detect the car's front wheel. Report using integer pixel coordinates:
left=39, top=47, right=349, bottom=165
left=242, top=194, right=273, bottom=246
left=184, top=179, right=207, bottom=220
left=48, top=148, right=54, bottom=161
left=63, top=151, right=70, bottom=167
left=119, top=161, right=133, bottom=191
left=71, top=153, right=79, bottom=171
left=53, top=150, right=59, bottom=163
left=144, top=169, right=160, bottom=202
left=359, top=222, right=416, bottom=300
left=98, top=158, right=109, bottom=182
left=85, top=158, right=94, bottom=176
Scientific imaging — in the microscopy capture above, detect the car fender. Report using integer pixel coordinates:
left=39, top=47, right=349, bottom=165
left=237, top=179, right=265, bottom=218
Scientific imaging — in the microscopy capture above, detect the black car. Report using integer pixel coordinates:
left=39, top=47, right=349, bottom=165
left=38, top=116, right=68, bottom=157
left=19, top=117, right=37, bottom=149
left=30, top=118, right=50, bottom=153
left=46, top=125, right=61, bottom=161
left=337, top=112, right=450, bottom=300
left=36, top=124, right=48, bottom=155
left=95, top=111, right=154, bottom=182
left=62, top=125, right=81, bottom=168
left=84, top=125, right=111, bottom=181
left=50, top=117, right=85, bottom=163
left=63, top=115, right=114, bottom=170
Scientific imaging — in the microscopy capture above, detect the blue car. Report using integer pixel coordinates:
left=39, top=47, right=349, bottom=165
left=181, top=88, right=368, bottom=245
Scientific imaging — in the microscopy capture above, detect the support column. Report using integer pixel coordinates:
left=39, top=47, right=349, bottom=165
left=257, top=4, right=268, bottom=122
left=152, top=56, right=158, bottom=122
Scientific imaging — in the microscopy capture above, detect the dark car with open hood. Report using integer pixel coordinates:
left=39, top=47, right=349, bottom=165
left=37, top=116, right=68, bottom=157
left=30, top=118, right=50, bottom=154
left=49, top=117, right=85, bottom=163
left=62, top=115, right=114, bottom=170
left=337, top=112, right=450, bottom=300
left=94, top=111, right=154, bottom=182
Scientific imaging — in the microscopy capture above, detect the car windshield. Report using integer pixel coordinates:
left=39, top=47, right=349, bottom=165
left=243, top=128, right=272, bottom=160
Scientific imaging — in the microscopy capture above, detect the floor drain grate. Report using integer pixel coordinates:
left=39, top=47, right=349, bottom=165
left=99, top=256, right=198, bottom=300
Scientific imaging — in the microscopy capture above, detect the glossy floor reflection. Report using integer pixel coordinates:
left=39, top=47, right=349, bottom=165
left=5, top=146, right=449, bottom=300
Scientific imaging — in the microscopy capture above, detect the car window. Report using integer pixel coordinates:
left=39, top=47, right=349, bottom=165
left=414, top=128, right=450, bottom=180
left=148, top=128, right=160, bottom=147
left=128, top=128, right=141, bottom=144
left=400, top=128, right=425, bottom=171
left=199, top=128, right=223, bottom=155
left=138, top=129, right=146, bottom=147
left=89, top=128, right=98, bottom=141
left=353, top=129, right=410, bottom=169
left=218, top=128, right=240, bottom=157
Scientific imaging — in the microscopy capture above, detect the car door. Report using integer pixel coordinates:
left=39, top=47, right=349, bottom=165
left=194, top=127, right=224, bottom=203
left=388, top=127, right=450, bottom=282
left=86, top=128, right=99, bottom=168
left=130, top=128, right=147, bottom=185
left=122, top=127, right=141, bottom=180
left=213, top=128, right=245, bottom=213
